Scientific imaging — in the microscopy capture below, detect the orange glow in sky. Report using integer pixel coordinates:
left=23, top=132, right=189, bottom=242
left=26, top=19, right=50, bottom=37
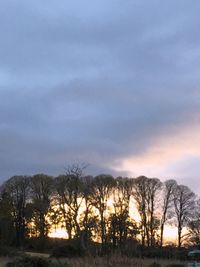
left=110, top=124, right=200, bottom=194
left=49, top=223, right=178, bottom=244
left=48, top=197, right=178, bottom=244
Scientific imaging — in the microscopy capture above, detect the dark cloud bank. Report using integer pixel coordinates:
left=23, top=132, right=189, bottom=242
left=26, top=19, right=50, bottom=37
left=0, top=0, right=200, bottom=192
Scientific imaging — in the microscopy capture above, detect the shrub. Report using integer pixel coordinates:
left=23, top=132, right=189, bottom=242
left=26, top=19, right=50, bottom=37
left=0, top=245, right=18, bottom=257
left=51, top=244, right=83, bottom=258
left=6, top=255, right=51, bottom=267
left=51, top=240, right=85, bottom=258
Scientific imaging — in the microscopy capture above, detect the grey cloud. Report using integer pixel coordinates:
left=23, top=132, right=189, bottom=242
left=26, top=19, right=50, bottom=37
left=0, top=0, right=200, bottom=190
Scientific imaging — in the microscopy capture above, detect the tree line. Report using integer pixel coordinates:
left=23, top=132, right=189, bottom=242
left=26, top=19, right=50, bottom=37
left=0, top=164, right=199, bottom=254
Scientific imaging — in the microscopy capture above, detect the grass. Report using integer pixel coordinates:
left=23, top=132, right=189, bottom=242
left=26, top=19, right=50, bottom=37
left=0, top=254, right=187, bottom=267
left=50, top=256, right=186, bottom=267
left=25, top=251, right=50, bottom=258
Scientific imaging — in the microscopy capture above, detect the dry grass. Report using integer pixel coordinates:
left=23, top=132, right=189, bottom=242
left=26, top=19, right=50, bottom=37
left=24, top=251, right=50, bottom=258
left=0, top=254, right=187, bottom=267
left=55, top=255, right=186, bottom=267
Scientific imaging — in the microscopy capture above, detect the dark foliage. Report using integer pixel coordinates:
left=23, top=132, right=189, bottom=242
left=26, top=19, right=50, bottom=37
left=6, top=255, right=51, bottom=267
left=6, top=255, right=71, bottom=267
left=51, top=240, right=86, bottom=258
left=0, top=245, right=19, bottom=257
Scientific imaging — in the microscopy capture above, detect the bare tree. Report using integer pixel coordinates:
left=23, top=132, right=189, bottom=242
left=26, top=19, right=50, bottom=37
left=91, top=174, right=115, bottom=250
left=146, top=178, right=162, bottom=246
left=133, top=176, right=149, bottom=246
left=79, top=175, right=97, bottom=249
left=111, top=177, right=134, bottom=248
left=160, top=179, right=177, bottom=247
left=173, top=184, right=196, bottom=248
left=187, top=199, right=200, bottom=246
left=54, top=164, right=86, bottom=240
left=133, top=176, right=162, bottom=247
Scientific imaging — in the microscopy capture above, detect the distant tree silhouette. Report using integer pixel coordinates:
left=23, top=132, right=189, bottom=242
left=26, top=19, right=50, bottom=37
left=0, top=169, right=197, bottom=253
left=146, top=178, right=162, bottom=246
left=110, top=177, right=135, bottom=248
left=2, top=176, right=30, bottom=246
left=54, top=175, right=83, bottom=240
left=79, top=175, right=97, bottom=250
left=133, top=176, right=162, bottom=247
left=30, top=174, right=53, bottom=240
left=91, top=174, right=115, bottom=251
left=0, top=190, right=15, bottom=245
left=173, top=184, right=196, bottom=248
left=160, top=179, right=177, bottom=247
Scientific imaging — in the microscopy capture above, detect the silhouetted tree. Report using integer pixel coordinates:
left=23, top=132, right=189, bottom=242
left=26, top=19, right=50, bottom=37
left=2, top=176, right=30, bottom=246
left=110, top=177, right=134, bottom=248
left=0, top=169, right=199, bottom=254
left=160, top=179, right=177, bottom=247
left=55, top=173, right=84, bottom=240
left=133, top=176, right=162, bottom=247
left=0, top=190, right=15, bottom=245
left=133, top=176, right=149, bottom=246
left=79, top=175, right=97, bottom=250
left=173, top=184, right=195, bottom=248
left=146, top=178, right=162, bottom=246
left=187, top=199, right=200, bottom=246
left=30, top=174, right=53, bottom=240
left=91, top=174, right=115, bottom=251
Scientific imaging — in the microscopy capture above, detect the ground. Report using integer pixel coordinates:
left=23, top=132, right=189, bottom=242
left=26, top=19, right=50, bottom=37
left=0, top=253, right=187, bottom=267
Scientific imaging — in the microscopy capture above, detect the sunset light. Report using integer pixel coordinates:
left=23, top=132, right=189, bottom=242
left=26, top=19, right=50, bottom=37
left=49, top=228, right=68, bottom=239
left=1, top=1, right=200, bottom=266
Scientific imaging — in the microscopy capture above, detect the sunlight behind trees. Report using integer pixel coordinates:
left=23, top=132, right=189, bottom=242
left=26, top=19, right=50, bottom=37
left=0, top=167, right=198, bottom=253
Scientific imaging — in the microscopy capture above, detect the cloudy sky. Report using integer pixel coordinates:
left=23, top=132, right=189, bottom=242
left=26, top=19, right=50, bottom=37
left=0, top=0, right=200, bottom=192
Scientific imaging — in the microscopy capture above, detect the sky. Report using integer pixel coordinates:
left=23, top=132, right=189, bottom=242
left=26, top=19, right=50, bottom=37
left=0, top=0, right=200, bottom=193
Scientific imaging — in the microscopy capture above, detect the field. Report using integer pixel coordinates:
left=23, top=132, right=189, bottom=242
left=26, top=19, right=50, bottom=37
left=0, top=254, right=187, bottom=267
left=56, top=256, right=186, bottom=267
